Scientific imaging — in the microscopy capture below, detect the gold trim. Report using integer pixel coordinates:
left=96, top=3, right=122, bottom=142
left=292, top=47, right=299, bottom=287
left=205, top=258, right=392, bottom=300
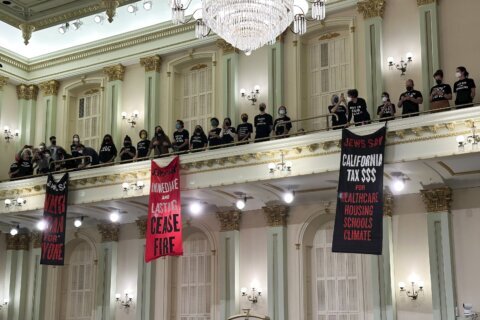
left=0, top=76, right=8, bottom=89
left=319, top=32, right=341, bottom=41
left=263, top=205, right=289, bottom=227
left=39, top=80, right=60, bottom=96
left=103, top=0, right=120, bottom=23
left=97, top=223, right=120, bottom=242
left=383, top=188, right=394, bottom=217
left=417, top=0, right=435, bottom=6
left=357, top=0, right=386, bottom=19
left=31, top=231, right=42, bottom=249
left=190, top=64, right=208, bottom=71
left=6, top=234, right=30, bottom=251
left=140, top=55, right=162, bottom=73
left=216, top=209, right=242, bottom=231
left=16, top=84, right=39, bottom=100
left=421, top=186, right=452, bottom=213
left=136, top=217, right=147, bottom=239
left=216, top=39, right=239, bottom=54
left=103, top=64, right=125, bottom=82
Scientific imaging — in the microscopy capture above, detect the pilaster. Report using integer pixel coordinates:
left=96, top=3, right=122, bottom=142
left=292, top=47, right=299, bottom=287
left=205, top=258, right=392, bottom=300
left=268, top=36, right=285, bottom=117
left=103, top=64, right=125, bottom=148
left=16, top=84, right=39, bottom=146
left=135, top=217, right=155, bottom=320
left=218, top=40, right=240, bottom=123
left=26, top=235, right=47, bottom=320
left=421, top=186, right=456, bottom=320
left=140, top=55, right=162, bottom=135
left=0, top=76, right=9, bottom=127
left=39, top=80, right=60, bottom=144
left=263, top=204, right=289, bottom=320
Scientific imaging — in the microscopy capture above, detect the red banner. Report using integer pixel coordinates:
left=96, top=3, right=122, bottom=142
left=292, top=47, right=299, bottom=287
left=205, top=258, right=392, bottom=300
left=145, top=156, right=183, bottom=262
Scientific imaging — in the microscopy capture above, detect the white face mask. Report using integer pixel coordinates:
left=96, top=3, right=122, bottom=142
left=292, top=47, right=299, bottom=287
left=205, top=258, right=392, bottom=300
left=382, top=96, right=388, bottom=102
left=73, top=138, right=79, bottom=142
left=279, top=109, right=286, bottom=115
left=456, top=72, right=462, bottom=79
left=347, top=97, right=352, bottom=102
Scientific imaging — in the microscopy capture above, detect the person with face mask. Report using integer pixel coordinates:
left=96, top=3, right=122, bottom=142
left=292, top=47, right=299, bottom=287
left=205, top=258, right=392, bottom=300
left=454, top=66, right=476, bottom=109
left=15, top=148, right=34, bottom=178
left=136, top=130, right=151, bottom=159
left=328, top=94, right=348, bottom=129
left=377, top=92, right=396, bottom=121
left=347, top=89, right=371, bottom=126
left=397, top=79, right=423, bottom=118
left=70, top=134, right=81, bottom=156
left=254, top=102, right=273, bottom=142
left=429, top=69, right=452, bottom=112
left=208, top=117, right=222, bottom=149
left=220, top=117, right=237, bottom=146
left=190, top=125, right=208, bottom=151
left=172, top=120, right=190, bottom=153
left=48, top=136, right=66, bottom=161
left=274, top=106, right=292, bottom=138
left=98, top=134, right=117, bottom=164
left=149, top=126, right=171, bottom=157
left=237, top=113, right=253, bottom=144
left=76, top=144, right=100, bottom=168
left=119, top=135, right=136, bottom=162
left=33, top=148, right=52, bottom=174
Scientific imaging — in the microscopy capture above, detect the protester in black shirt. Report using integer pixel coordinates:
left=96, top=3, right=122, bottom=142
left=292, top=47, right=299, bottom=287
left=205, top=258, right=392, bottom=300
left=77, top=144, right=100, bottom=168
left=328, top=94, right=348, bottom=129
left=119, top=135, right=136, bottom=162
left=190, top=125, right=208, bottom=151
left=220, top=117, right=237, bottom=146
left=454, top=66, right=476, bottom=109
left=377, top=92, right=396, bottom=121
left=274, top=106, right=292, bottom=138
left=237, top=113, right=253, bottom=144
left=208, top=117, right=222, bottom=149
left=430, top=69, right=452, bottom=112
left=397, top=79, right=423, bottom=117
left=16, top=149, right=33, bottom=178
left=8, top=162, right=19, bottom=180
left=254, top=103, right=273, bottom=142
left=149, top=126, right=171, bottom=157
left=136, top=130, right=151, bottom=159
left=172, top=120, right=189, bottom=153
left=347, top=89, right=371, bottom=126
left=48, top=136, right=66, bottom=161
left=70, top=134, right=81, bottom=157
left=98, top=134, right=117, bottom=164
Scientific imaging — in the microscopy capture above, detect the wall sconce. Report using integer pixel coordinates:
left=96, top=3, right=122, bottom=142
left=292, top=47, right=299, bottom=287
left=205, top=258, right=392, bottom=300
left=399, top=280, right=424, bottom=300
left=268, top=153, right=293, bottom=173
left=115, top=293, right=133, bottom=309
left=241, top=287, right=261, bottom=303
left=121, top=181, right=145, bottom=192
left=121, top=111, right=139, bottom=128
left=240, top=85, right=260, bottom=105
left=4, top=126, right=20, bottom=142
left=457, top=122, right=479, bottom=152
left=0, top=299, right=8, bottom=310
left=387, top=53, right=413, bottom=76
left=5, top=197, right=26, bottom=208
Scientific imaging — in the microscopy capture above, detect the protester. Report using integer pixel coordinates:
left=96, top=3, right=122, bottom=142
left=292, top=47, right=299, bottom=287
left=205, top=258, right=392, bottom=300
left=454, top=66, right=476, bottom=109
left=76, top=144, right=100, bottom=168
left=149, top=126, right=171, bottom=157
left=136, top=129, right=151, bottom=159
left=329, top=94, right=348, bottom=129
left=208, top=117, right=222, bottom=149
left=119, top=135, right=136, bottom=162
left=237, top=113, right=253, bottom=144
left=33, top=148, right=51, bottom=174
left=98, top=134, right=117, bottom=164
left=430, top=69, right=452, bottom=112
left=48, top=136, right=66, bottom=161
left=254, top=102, right=273, bottom=142
left=190, top=125, right=208, bottom=151
left=220, top=117, right=236, bottom=146
left=172, top=120, right=189, bottom=153
left=377, top=92, right=396, bottom=121
left=70, top=134, right=81, bottom=157
left=274, top=106, right=292, bottom=138
left=397, top=79, right=423, bottom=117
left=347, top=89, right=371, bottom=126
left=16, top=148, right=34, bottom=178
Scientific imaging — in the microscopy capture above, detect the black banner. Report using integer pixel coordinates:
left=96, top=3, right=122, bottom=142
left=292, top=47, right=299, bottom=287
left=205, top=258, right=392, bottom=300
left=332, top=126, right=386, bottom=255
left=41, top=173, right=68, bottom=265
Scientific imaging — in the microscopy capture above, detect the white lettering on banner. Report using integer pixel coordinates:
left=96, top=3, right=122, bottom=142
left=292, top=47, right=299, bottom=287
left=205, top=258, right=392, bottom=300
left=151, top=179, right=179, bottom=194
left=150, top=200, right=179, bottom=215
left=342, top=154, right=383, bottom=167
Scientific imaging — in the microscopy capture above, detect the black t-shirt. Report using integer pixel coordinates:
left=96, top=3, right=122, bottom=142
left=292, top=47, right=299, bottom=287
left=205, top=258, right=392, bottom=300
left=274, top=116, right=292, bottom=136
left=430, top=83, right=452, bottom=102
left=377, top=103, right=396, bottom=119
left=399, top=90, right=423, bottom=115
left=454, top=78, right=476, bottom=105
left=99, top=143, right=117, bottom=163
left=70, top=143, right=80, bottom=158
left=208, top=128, right=222, bottom=147
left=17, top=160, right=33, bottom=177
left=120, top=145, right=136, bottom=161
left=137, top=139, right=151, bottom=158
left=173, top=130, right=189, bottom=151
left=221, top=127, right=236, bottom=145
left=191, top=133, right=208, bottom=150
left=254, top=113, right=273, bottom=139
left=237, top=123, right=253, bottom=140
left=83, top=147, right=99, bottom=165
left=328, top=104, right=348, bottom=127
left=9, top=162, right=19, bottom=178
left=347, top=98, right=371, bottom=124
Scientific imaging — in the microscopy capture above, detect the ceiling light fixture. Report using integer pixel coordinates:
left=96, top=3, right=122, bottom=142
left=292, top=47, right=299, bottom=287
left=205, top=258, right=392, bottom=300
left=127, top=4, right=138, bottom=13
left=122, top=180, right=145, bottom=191
left=236, top=195, right=247, bottom=210
left=10, top=225, right=19, bottom=236
left=94, top=14, right=105, bottom=24
left=74, top=216, right=84, bottom=228
left=110, top=212, right=120, bottom=223
left=143, top=0, right=153, bottom=10
left=390, top=172, right=409, bottom=193
left=457, top=122, right=480, bottom=152
left=36, top=220, right=48, bottom=231
left=268, top=153, right=293, bottom=173
left=4, top=197, right=26, bottom=208
left=58, top=22, right=70, bottom=34
left=71, top=20, right=83, bottom=30
left=189, top=202, right=203, bottom=216
left=283, top=191, right=295, bottom=204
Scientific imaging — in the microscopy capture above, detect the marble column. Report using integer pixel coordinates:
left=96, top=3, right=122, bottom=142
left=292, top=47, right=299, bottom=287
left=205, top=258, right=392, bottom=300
left=421, top=187, right=456, bottom=320
left=218, top=40, right=240, bottom=123
left=96, top=223, right=119, bottom=320
left=38, top=80, right=60, bottom=144
left=103, top=64, right=125, bottom=148
left=16, top=84, right=39, bottom=146
left=140, top=55, right=162, bottom=135
left=217, top=209, right=242, bottom=319
left=135, top=218, right=155, bottom=320
left=263, top=204, right=289, bottom=320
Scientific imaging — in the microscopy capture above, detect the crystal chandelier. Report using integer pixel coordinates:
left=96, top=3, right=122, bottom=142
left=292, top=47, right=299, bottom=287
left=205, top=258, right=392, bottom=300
left=169, top=0, right=327, bottom=53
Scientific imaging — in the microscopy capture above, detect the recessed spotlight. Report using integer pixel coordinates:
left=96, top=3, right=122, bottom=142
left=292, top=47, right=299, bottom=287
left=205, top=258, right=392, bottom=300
left=283, top=191, right=295, bottom=204
left=36, top=220, right=48, bottom=231
left=393, top=179, right=405, bottom=192
left=236, top=199, right=246, bottom=210
left=143, top=0, right=152, bottom=10
left=74, top=217, right=84, bottom=228
left=189, top=202, right=203, bottom=216
left=94, top=14, right=105, bottom=24
left=109, top=212, right=120, bottom=223
left=127, top=4, right=138, bottom=13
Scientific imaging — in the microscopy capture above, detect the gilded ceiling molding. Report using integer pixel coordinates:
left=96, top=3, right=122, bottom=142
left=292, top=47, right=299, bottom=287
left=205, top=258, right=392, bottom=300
left=19, top=23, right=35, bottom=45
left=102, top=0, right=120, bottom=23
left=16, top=84, right=39, bottom=100
left=136, top=217, right=147, bottom=239
left=97, top=223, right=120, bottom=242
left=39, top=80, right=61, bottom=96
left=140, top=55, right=162, bottom=73
left=319, top=32, right=341, bottom=41
left=263, top=205, right=289, bottom=227
left=216, top=39, right=239, bottom=54
left=417, top=0, right=435, bottom=6
left=6, top=234, right=30, bottom=251
left=383, top=188, right=394, bottom=217
left=31, top=231, right=42, bottom=249
left=420, top=186, right=452, bottom=213
left=103, top=64, right=126, bottom=82
left=357, top=0, right=386, bottom=19
left=216, top=209, right=242, bottom=232
left=0, top=76, right=9, bottom=89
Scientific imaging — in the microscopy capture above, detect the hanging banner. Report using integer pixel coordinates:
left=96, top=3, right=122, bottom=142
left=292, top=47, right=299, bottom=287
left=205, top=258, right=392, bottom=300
left=332, top=126, right=387, bottom=255
left=41, top=173, right=69, bottom=265
left=145, top=156, right=183, bottom=262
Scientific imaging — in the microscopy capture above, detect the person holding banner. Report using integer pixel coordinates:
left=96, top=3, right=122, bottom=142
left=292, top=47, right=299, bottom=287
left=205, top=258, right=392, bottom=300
left=347, top=89, right=371, bottom=126
left=149, top=126, right=171, bottom=157
left=172, top=120, right=190, bottom=153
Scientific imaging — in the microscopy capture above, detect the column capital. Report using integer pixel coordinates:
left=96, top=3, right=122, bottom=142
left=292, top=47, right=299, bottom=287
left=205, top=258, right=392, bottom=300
left=383, top=188, right=394, bottom=217
left=421, top=186, right=452, bottom=213
left=263, top=204, right=289, bottom=227
left=357, top=0, right=386, bottom=19
left=216, top=209, right=242, bottom=231
left=140, top=55, right=162, bottom=73
left=417, top=0, right=436, bottom=6
left=6, top=233, right=30, bottom=251
left=97, top=223, right=120, bottom=242
left=16, top=84, right=39, bottom=100
left=103, top=64, right=126, bottom=82
left=0, top=76, right=9, bottom=89
left=136, top=217, right=147, bottom=239
left=216, top=39, right=239, bottom=55
left=31, top=231, right=42, bottom=248
left=39, top=80, right=60, bottom=96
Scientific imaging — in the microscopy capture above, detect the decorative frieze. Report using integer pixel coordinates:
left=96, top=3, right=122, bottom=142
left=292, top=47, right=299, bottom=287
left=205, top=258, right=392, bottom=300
left=140, top=55, right=162, bottom=73
left=263, top=205, right=289, bottom=227
left=357, top=0, right=386, bottom=19
left=136, top=217, right=147, bottom=238
left=19, top=23, right=35, bottom=45
left=383, top=188, right=394, bottom=217
left=103, top=64, right=126, bottom=82
left=0, top=76, right=8, bottom=89
left=39, top=80, right=60, bottom=96
left=216, top=39, right=239, bottom=54
left=216, top=209, right=242, bottom=231
left=417, top=0, right=435, bottom=6
left=6, top=234, right=30, bottom=251
left=16, top=84, right=39, bottom=100
left=97, top=223, right=120, bottom=242
left=421, top=186, right=452, bottom=213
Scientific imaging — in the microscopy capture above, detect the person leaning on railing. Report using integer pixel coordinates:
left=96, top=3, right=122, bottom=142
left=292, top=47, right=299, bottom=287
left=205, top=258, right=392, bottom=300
left=274, top=105, right=292, bottom=138
left=76, top=144, right=99, bottom=168
left=33, top=147, right=52, bottom=174
left=172, top=120, right=190, bottom=154
left=119, top=135, right=136, bottom=162
left=220, top=117, right=237, bottom=147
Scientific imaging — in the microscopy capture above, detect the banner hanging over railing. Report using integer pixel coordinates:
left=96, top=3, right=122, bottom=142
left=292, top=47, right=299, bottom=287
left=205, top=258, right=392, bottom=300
left=145, top=156, right=183, bottom=262
left=41, top=173, right=69, bottom=265
left=332, top=126, right=387, bottom=255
